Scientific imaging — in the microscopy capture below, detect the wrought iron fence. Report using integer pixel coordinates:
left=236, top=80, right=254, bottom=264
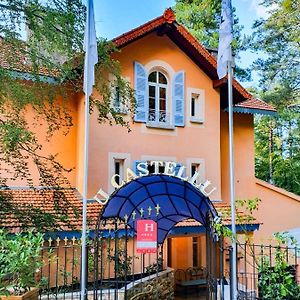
left=38, top=237, right=84, bottom=300
left=37, top=237, right=300, bottom=300
left=226, top=242, right=300, bottom=300
left=38, top=234, right=168, bottom=300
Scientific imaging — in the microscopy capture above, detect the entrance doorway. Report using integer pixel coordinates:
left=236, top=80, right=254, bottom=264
left=92, top=174, right=223, bottom=299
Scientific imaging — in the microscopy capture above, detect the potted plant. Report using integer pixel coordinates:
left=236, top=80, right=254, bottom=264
left=0, top=230, right=44, bottom=300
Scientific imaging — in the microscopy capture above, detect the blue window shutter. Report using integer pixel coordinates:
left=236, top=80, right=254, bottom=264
left=173, top=71, right=185, bottom=127
left=134, top=62, right=148, bottom=122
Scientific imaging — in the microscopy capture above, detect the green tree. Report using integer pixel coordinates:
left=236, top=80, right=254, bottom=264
left=251, top=0, right=300, bottom=195
left=255, top=110, right=300, bottom=195
left=174, top=0, right=250, bottom=80
left=251, top=0, right=300, bottom=103
left=0, top=1, right=134, bottom=230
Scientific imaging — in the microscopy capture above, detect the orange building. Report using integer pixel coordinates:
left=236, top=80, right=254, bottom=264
left=1, top=8, right=300, bottom=282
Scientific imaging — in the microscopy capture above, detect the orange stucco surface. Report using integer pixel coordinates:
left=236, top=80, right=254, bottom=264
left=78, top=33, right=221, bottom=200
left=4, top=94, right=78, bottom=187
left=75, top=32, right=299, bottom=244
left=3, top=24, right=299, bottom=248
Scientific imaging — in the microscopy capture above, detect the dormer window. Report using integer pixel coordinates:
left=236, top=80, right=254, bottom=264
left=148, top=71, right=168, bottom=124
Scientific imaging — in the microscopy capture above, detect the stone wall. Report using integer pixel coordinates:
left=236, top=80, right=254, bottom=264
left=126, top=268, right=174, bottom=300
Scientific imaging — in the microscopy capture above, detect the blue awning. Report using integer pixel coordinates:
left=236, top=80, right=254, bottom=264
left=101, top=174, right=218, bottom=244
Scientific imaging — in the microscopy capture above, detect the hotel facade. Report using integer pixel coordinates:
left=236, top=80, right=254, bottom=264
left=2, top=8, right=300, bottom=288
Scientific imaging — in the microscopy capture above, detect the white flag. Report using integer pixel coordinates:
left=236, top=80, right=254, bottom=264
left=217, top=0, right=233, bottom=79
left=83, top=0, right=98, bottom=97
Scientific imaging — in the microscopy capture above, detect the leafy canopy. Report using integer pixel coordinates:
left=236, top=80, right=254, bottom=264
left=252, top=0, right=300, bottom=195
left=174, top=0, right=250, bottom=80
left=0, top=0, right=134, bottom=230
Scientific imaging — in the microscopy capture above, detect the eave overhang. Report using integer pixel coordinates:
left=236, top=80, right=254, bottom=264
left=112, top=8, right=276, bottom=115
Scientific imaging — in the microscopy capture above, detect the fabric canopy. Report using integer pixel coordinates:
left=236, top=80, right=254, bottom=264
left=101, top=174, right=218, bottom=243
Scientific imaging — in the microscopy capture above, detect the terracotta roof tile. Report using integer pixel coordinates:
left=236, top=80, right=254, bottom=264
left=1, top=189, right=258, bottom=233
left=112, top=8, right=275, bottom=114
left=0, top=188, right=102, bottom=232
left=0, top=37, right=58, bottom=77
left=175, top=202, right=259, bottom=228
left=235, top=98, right=276, bottom=113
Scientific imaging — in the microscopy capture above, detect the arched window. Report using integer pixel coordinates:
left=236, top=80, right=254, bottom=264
left=148, top=71, right=168, bottom=123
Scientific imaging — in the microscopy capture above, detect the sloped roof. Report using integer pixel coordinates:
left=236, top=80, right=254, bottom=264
left=0, top=188, right=258, bottom=233
left=0, top=10, right=276, bottom=114
left=0, top=188, right=101, bottom=233
left=0, top=37, right=57, bottom=77
left=175, top=202, right=259, bottom=228
left=112, top=8, right=275, bottom=115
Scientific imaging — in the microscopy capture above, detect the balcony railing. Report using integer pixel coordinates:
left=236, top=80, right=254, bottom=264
left=148, top=109, right=170, bottom=124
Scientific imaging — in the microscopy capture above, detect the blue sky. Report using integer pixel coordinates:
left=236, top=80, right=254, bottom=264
left=93, top=0, right=268, bottom=86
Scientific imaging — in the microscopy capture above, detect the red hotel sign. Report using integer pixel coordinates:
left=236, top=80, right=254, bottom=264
left=136, top=220, right=157, bottom=253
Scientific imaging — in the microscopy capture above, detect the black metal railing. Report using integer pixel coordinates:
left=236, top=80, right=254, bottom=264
left=226, top=242, right=299, bottom=300
left=38, top=237, right=84, bottom=300
left=37, top=237, right=299, bottom=300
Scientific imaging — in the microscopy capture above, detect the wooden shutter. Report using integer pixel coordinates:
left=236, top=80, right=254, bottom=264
left=173, top=71, right=185, bottom=127
left=134, top=61, right=148, bottom=122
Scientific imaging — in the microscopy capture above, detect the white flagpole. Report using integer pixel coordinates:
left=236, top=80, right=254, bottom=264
left=81, top=1, right=98, bottom=299
left=217, top=0, right=237, bottom=298
left=81, top=49, right=90, bottom=300
left=227, top=60, right=237, bottom=300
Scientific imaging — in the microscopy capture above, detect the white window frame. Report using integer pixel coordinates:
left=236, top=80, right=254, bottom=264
left=110, top=75, right=130, bottom=115
left=148, top=71, right=168, bottom=125
left=187, top=88, right=205, bottom=124
left=108, top=152, right=131, bottom=193
left=144, top=60, right=175, bottom=129
left=186, top=158, right=205, bottom=185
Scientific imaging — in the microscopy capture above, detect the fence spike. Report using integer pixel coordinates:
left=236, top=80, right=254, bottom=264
left=72, top=236, right=76, bottom=245
left=56, top=237, right=61, bottom=246
left=64, top=237, right=68, bottom=246
left=48, top=237, right=52, bottom=246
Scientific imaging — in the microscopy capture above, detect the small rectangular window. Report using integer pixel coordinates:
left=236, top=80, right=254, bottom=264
left=191, top=97, right=196, bottom=117
left=112, top=85, right=128, bottom=114
left=187, top=159, right=205, bottom=185
left=191, top=163, right=200, bottom=176
left=114, top=159, right=124, bottom=186
left=114, top=86, right=121, bottom=109
left=189, top=89, right=204, bottom=124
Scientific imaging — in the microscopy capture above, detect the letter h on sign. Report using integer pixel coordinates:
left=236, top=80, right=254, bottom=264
left=136, top=220, right=157, bottom=253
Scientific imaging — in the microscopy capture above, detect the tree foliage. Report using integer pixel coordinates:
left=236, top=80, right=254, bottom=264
left=252, top=0, right=300, bottom=195
left=0, top=0, right=134, bottom=230
left=0, top=230, right=44, bottom=295
left=251, top=0, right=300, bottom=102
left=258, top=233, right=300, bottom=299
left=174, top=0, right=250, bottom=80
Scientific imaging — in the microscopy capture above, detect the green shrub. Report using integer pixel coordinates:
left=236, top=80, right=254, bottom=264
left=258, top=234, right=300, bottom=299
left=0, top=230, right=44, bottom=295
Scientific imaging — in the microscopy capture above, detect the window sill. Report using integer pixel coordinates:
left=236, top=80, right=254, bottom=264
left=146, top=122, right=175, bottom=130
left=190, top=117, right=204, bottom=124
